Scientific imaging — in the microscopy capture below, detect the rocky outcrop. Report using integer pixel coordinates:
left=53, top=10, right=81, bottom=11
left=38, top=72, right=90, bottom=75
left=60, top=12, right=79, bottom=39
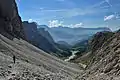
left=0, top=0, right=25, bottom=39
left=76, top=31, right=120, bottom=80
left=90, top=31, right=115, bottom=52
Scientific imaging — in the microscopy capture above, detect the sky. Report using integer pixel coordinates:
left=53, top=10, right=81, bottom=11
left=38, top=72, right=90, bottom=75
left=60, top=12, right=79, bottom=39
left=16, top=0, right=120, bottom=30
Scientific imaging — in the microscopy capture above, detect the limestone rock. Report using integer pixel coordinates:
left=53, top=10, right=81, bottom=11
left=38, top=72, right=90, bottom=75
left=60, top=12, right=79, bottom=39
left=0, top=0, right=25, bottom=39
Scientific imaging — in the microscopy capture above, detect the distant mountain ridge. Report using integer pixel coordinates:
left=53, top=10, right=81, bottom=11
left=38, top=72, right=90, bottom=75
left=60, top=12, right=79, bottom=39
left=38, top=28, right=55, bottom=44
left=38, top=25, right=111, bottom=45
left=23, top=21, right=58, bottom=54
left=23, top=21, right=72, bottom=57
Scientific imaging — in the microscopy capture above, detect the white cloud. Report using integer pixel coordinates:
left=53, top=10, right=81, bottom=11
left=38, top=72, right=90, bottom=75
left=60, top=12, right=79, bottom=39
left=48, top=20, right=63, bottom=28
left=105, top=0, right=112, bottom=7
left=27, top=1, right=111, bottom=19
left=41, top=9, right=65, bottom=12
left=116, top=13, right=120, bottom=20
left=92, top=0, right=112, bottom=8
left=69, top=23, right=83, bottom=28
left=104, top=14, right=116, bottom=21
left=91, top=1, right=105, bottom=8
left=28, top=19, right=33, bottom=23
left=48, top=20, right=83, bottom=28
left=74, top=23, right=83, bottom=27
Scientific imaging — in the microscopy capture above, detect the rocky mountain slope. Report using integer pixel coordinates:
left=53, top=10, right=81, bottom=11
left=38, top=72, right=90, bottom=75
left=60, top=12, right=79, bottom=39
left=75, top=31, right=120, bottom=80
left=0, top=34, right=82, bottom=80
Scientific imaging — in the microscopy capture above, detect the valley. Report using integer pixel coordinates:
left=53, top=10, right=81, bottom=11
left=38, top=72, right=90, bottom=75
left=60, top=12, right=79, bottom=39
left=0, top=0, right=120, bottom=80
left=64, top=51, right=79, bottom=62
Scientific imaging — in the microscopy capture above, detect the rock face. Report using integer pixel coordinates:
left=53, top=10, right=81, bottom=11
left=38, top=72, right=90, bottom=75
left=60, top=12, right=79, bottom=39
left=0, top=0, right=25, bottom=39
left=90, top=31, right=115, bottom=52
left=76, top=31, right=120, bottom=80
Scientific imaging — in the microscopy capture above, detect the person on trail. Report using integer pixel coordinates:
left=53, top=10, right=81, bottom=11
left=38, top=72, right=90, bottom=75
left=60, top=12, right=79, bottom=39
left=13, top=55, right=16, bottom=64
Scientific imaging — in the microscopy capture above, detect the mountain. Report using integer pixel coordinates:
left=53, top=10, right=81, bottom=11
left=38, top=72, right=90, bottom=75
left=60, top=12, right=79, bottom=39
left=38, top=25, right=111, bottom=45
left=0, top=33, right=81, bottom=80
left=23, top=21, right=71, bottom=57
left=38, top=25, right=49, bottom=29
left=57, top=41, right=71, bottom=48
left=2, top=0, right=120, bottom=79
left=22, top=21, right=59, bottom=54
left=0, top=0, right=25, bottom=40
left=73, top=31, right=120, bottom=80
left=37, top=27, right=55, bottom=44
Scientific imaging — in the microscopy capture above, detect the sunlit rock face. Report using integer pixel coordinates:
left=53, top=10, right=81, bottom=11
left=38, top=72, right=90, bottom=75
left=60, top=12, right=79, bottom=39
left=0, top=0, right=25, bottom=39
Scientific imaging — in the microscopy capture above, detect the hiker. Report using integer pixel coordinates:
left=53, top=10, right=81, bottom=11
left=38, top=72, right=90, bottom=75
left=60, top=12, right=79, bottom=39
left=13, top=55, right=16, bottom=64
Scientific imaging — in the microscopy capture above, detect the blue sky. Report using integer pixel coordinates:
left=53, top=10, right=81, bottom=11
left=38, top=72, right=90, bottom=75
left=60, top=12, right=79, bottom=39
left=16, top=0, right=120, bottom=30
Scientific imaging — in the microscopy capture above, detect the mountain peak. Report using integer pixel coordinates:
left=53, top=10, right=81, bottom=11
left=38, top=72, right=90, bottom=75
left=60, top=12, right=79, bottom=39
left=0, top=0, right=25, bottom=39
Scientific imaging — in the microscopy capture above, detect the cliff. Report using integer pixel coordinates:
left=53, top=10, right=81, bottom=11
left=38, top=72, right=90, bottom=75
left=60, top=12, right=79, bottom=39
left=0, top=0, right=25, bottom=39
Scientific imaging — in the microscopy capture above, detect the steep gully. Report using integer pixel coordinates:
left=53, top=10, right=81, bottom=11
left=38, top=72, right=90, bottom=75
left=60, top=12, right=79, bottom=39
left=64, top=51, right=87, bottom=69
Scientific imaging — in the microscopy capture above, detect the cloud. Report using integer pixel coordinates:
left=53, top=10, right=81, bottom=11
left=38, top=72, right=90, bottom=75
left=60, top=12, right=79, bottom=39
left=31, top=2, right=109, bottom=18
left=23, top=0, right=111, bottom=19
left=49, top=8, right=103, bottom=18
left=116, top=13, right=120, bottom=20
left=104, top=14, right=116, bottom=21
left=99, top=6, right=110, bottom=9
left=70, top=23, right=83, bottom=28
left=28, top=19, right=33, bottom=23
left=75, top=23, right=83, bottom=27
left=91, top=1, right=106, bottom=8
left=41, top=9, right=65, bottom=12
left=104, top=0, right=112, bottom=7
left=92, top=0, right=112, bottom=8
left=48, top=20, right=83, bottom=28
left=104, top=13, right=120, bottom=21
left=48, top=20, right=63, bottom=28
